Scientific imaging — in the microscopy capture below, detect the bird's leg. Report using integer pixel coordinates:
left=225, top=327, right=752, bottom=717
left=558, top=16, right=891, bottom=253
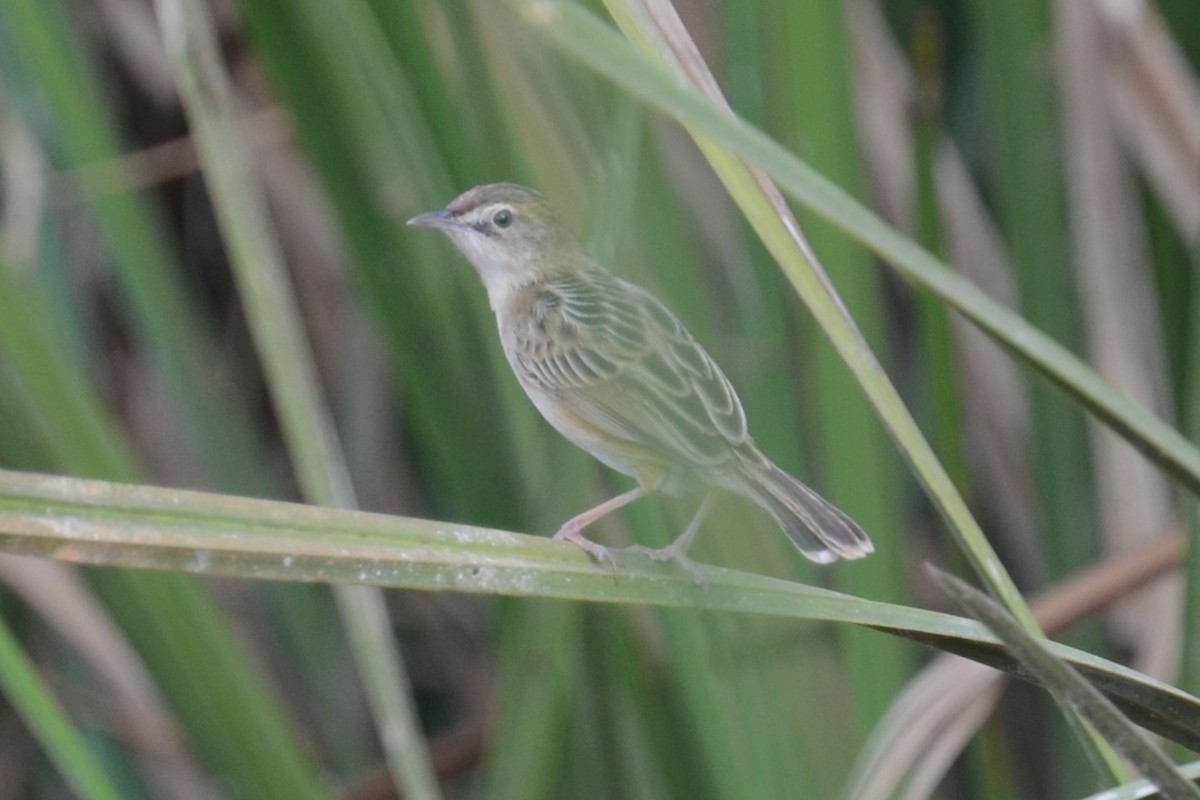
left=554, top=483, right=655, bottom=571
left=625, top=493, right=713, bottom=580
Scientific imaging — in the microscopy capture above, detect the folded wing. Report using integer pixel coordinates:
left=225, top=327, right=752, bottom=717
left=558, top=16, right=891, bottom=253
left=508, top=268, right=749, bottom=472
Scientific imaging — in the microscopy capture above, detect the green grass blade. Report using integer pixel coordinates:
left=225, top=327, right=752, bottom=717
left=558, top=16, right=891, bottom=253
left=757, top=0, right=912, bottom=732
left=0, top=613, right=124, bottom=800
left=969, top=0, right=1095, bottom=580
left=503, top=0, right=1200, bottom=515
left=1, top=468, right=1197, bottom=752
left=0, top=263, right=326, bottom=797
left=932, top=568, right=1197, bottom=797
left=594, top=0, right=1033, bottom=627
left=0, top=257, right=139, bottom=481
left=2, top=0, right=274, bottom=494
left=156, top=1, right=440, bottom=794
left=1181, top=245, right=1200, bottom=700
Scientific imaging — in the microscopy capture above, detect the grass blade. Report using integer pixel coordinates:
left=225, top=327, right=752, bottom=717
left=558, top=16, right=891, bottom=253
left=0, top=266, right=325, bottom=797
left=931, top=566, right=1199, bottom=798
left=3, top=0, right=274, bottom=493
left=756, top=0, right=913, bottom=731
left=0, top=614, right=123, bottom=800
left=501, top=0, right=1200, bottom=505
left=155, top=1, right=440, bottom=795
left=1, top=468, right=1198, bottom=752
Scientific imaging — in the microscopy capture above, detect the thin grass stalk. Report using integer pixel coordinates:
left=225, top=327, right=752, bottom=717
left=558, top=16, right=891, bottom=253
left=934, top=568, right=1199, bottom=798
left=229, top=0, right=522, bottom=523
left=0, top=614, right=123, bottom=800
left=589, top=0, right=1034, bottom=622
left=761, top=0, right=913, bottom=732
left=156, top=1, right=440, bottom=795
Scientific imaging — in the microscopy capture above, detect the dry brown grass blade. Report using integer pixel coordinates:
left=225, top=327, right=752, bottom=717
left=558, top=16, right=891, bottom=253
left=92, top=0, right=175, bottom=103
left=848, top=0, right=915, bottom=230
left=634, top=0, right=862, bottom=322
left=0, top=107, right=47, bottom=271
left=932, top=145, right=1041, bottom=577
left=1058, top=0, right=1180, bottom=682
left=49, top=106, right=291, bottom=206
left=1100, top=1, right=1200, bottom=247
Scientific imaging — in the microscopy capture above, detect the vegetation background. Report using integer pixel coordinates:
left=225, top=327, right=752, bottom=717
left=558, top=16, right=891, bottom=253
left=0, top=0, right=1197, bottom=798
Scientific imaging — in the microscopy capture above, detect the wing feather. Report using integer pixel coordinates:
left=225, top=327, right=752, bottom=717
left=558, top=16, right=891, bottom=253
left=505, top=268, right=749, bottom=471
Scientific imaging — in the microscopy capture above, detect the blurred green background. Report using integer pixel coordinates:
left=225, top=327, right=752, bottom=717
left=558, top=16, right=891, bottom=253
left=0, top=0, right=1197, bottom=797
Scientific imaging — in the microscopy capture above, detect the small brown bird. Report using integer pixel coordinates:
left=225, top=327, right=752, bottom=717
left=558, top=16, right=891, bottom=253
left=409, top=183, right=872, bottom=567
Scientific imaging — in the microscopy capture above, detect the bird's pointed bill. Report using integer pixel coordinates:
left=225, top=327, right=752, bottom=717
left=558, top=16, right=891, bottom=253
left=406, top=209, right=454, bottom=229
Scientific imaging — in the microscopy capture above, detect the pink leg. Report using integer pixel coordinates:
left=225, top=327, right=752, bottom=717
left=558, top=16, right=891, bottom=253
left=554, top=483, right=656, bottom=569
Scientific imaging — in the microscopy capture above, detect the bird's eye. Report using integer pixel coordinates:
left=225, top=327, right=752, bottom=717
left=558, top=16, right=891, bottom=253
left=493, top=209, right=513, bottom=228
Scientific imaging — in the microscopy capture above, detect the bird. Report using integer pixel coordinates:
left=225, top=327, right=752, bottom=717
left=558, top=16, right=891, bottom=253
left=408, top=183, right=873, bottom=569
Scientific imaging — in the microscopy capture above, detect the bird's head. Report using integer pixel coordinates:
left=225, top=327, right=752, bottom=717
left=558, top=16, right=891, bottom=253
left=408, top=183, right=581, bottom=302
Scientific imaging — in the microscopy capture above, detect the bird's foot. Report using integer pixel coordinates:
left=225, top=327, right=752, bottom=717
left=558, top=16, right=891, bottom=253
left=623, top=543, right=704, bottom=585
left=554, top=526, right=618, bottom=579
left=622, top=493, right=712, bottom=584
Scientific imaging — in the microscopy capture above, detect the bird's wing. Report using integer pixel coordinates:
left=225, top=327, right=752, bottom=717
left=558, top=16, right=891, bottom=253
left=507, top=268, right=748, bottom=469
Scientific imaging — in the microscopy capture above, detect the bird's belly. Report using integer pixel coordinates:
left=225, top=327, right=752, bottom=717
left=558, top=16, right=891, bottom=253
left=523, top=386, right=650, bottom=480
left=527, top=391, right=638, bottom=474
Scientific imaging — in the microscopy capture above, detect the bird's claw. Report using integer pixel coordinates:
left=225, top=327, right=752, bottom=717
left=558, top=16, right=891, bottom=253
left=554, top=527, right=619, bottom=580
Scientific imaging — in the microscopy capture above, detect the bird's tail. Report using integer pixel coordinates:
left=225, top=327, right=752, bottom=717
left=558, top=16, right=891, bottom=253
left=738, top=455, right=873, bottom=564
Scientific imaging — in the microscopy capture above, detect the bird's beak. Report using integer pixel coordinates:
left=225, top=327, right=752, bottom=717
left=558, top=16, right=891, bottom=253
left=406, top=209, right=455, bottom=230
